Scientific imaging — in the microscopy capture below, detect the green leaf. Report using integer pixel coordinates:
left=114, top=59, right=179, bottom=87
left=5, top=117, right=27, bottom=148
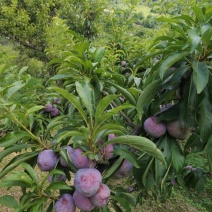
left=19, top=66, right=28, bottom=76
left=26, top=105, right=44, bottom=114
left=0, top=195, right=19, bottom=209
left=0, top=144, right=33, bottom=162
left=56, top=130, right=83, bottom=143
left=170, top=140, right=185, bottom=173
left=136, top=79, right=162, bottom=120
left=94, top=94, right=118, bottom=121
left=105, top=136, right=166, bottom=166
left=192, top=61, right=209, bottom=94
left=0, top=131, right=30, bottom=147
left=120, top=192, right=137, bottom=207
left=94, top=47, right=105, bottom=63
left=75, top=81, right=95, bottom=118
left=188, top=29, right=202, bottom=53
left=0, top=151, right=39, bottom=179
left=113, top=149, right=140, bottom=168
left=7, top=81, right=26, bottom=100
left=192, top=6, right=204, bottom=23
left=95, top=104, right=134, bottom=127
left=0, top=180, right=28, bottom=188
left=45, top=182, right=73, bottom=191
left=50, top=87, right=88, bottom=126
left=0, top=64, right=7, bottom=75
left=6, top=171, right=33, bottom=185
left=44, top=115, right=68, bottom=138
left=107, top=81, right=136, bottom=106
left=103, top=157, right=123, bottom=179
left=199, top=87, right=212, bottom=142
left=31, top=197, right=48, bottom=212
left=21, top=162, right=38, bottom=184
left=159, top=51, right=189, bottom=79
left=206, top=135, right=212, bottom=173
left=111, top=195, right=131, bottom=211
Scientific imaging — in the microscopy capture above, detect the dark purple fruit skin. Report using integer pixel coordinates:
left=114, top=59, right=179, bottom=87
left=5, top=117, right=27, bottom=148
left=55, top=194, right=76, bottom=212
left=44, top=104, right=53, bottom=112
left=74, top=168, right=102, bottom=197
left=73, top=190, right=95, bottom=212
left=51, top=108, right=59, bottom=117
left=71, top=148, right=90, bottom=169
left=113, top=159, right=133, bottom=179
left=60, top=146, right=74, bottom=167
left=90, top=184, right=110, bottom=207
left=144, top=116, right=166, bottom=138
left=37, top=149, right=58, bottom=172
left=167, top=119, right=190, bottom=140
left=103, top=144, right=114, bottom=160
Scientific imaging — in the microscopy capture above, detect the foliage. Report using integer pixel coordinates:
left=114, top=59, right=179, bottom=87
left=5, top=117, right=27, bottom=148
left=0, top=0, right=211, bottom=212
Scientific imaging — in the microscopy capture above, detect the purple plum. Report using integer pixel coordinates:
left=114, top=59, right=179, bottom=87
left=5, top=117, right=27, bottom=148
left=55, top=194, right=76, bottom=212
left=44, top=104, right=53, bottom=112
left=73, top=190, right=95, bottom=211
left=37, top=149, right=58, bottom=172
left=71, top=148, right=90, bottom=169
left=74, top=168, right=102, bottom=197
left=144, top=116, right=166, bottom=138
left=113, top=159, right=133, bottom=179
left=167, top=119, right=190, bottom=140
left=50, top=108, right=59, bottom=117
left=108, top=134, right=116, bottom=140
left=90, top=184, right=110, bottom=207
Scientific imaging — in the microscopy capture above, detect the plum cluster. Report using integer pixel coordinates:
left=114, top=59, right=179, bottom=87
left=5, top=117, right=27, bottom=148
left=44, top=98, right=61, bottom=117
left=73, top=168, right=110, bottom=211
left=55, top=168, right=110, bottom=212
left=44, top=103, right=59, bottom=117
left=144, top=112, right=190, bottom=140
left=37, top=134, right=134, bottom=211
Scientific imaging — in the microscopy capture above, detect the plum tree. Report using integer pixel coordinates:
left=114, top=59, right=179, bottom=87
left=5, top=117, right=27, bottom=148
left=73, top=190, right=95, bottom=211
left=90, top=183, right=110, bottom=207
left=55, top=194, right=76, bottom=212
left=113, top=159, right=133, bottom=179
left=74, top=168, right=102, bottom=197
left=37, top=149, right=58, bottom=172
left=167, top=119, right=190, bottom=140
left=144, top=116, right=166, bottom=138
